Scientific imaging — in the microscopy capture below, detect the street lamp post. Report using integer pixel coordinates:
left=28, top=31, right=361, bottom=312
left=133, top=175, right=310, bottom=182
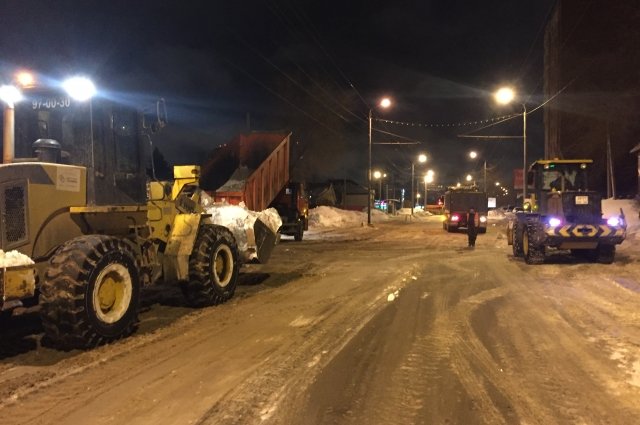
left=411, top=154, right=427, bottom=216
left=469, top=150, right=487, bottom=192
left=494, top=87, right=527, bottom=203
left=367, top=98, right=391, bottom=225
left=424, top=170, right=434, bottom=212
left=368, top=109, right=372, bottom=225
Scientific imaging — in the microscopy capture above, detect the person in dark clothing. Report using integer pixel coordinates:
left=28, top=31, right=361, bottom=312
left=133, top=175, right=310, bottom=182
left=467, top=207, right=480, bottom=247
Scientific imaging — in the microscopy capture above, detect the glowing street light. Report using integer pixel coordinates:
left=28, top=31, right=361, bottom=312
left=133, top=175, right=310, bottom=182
left=368, top=97, right=392, bottom=225
left=494, top=87, right=515, bottom=105
left=466, top=174, right=473, bottom=182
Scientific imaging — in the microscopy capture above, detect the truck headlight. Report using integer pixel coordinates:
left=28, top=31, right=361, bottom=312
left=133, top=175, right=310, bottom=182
left=479, top=215, right=487, bottom=223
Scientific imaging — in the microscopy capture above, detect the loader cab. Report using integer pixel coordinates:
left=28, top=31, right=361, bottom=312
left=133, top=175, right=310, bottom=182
left=530, top=161, right=590, bottom=193
left=527, top=160, right=592, bottom=214
left=13, top=85, right=149, bottom=206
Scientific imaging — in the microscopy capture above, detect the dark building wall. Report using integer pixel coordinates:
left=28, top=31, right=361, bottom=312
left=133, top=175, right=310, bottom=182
left=544, top=0, right=640, bottom=196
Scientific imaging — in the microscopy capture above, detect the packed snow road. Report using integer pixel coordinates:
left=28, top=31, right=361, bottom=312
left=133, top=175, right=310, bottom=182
left=1, top=214, right=640, bottom=424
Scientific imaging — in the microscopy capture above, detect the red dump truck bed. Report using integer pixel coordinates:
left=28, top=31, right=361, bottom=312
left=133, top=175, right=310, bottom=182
left=200, top=132, right=291, bottom=211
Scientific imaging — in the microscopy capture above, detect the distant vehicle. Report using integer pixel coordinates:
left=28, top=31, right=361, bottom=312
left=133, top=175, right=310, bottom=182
left=506, top=159, right=626, bottom=264
left=442, top=187, right=488, bottom=233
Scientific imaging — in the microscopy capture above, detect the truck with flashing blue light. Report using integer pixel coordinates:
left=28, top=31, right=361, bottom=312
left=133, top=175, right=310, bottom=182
left=507, top=159, right=626, bottom=264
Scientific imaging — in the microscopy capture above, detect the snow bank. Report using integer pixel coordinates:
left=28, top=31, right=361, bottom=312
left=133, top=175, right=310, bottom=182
left=488, top=209, right=507, bottom=220
left=308, top=206, right=389, bottom=228
left=603, top=198, right=640, bottom=238
left=0, top=250, right=34, bottom=268
left=309, top=206, right=365, bottom=228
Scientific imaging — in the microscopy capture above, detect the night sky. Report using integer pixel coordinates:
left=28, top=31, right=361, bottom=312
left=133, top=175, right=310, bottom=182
left=0, top=0, right=556, bottom=189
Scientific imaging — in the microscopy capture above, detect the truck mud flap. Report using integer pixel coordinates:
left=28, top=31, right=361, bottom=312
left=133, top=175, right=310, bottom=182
left=254, top=218, right=278, bottom=263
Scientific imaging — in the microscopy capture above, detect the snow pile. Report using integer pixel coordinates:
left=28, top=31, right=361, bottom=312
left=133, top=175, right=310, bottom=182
left=203, top=203, right=281, bottom=262
left=488, top=209, right=507, bottom=220
left=0, top=249, right=34, bottom=268
left=309, top=206, right=389, bottom=228
left=309, top=206, right=364, bottom=228
left=603, top=198, right=640, bottom=238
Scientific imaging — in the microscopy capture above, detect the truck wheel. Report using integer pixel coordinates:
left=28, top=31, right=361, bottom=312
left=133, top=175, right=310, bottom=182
left=512, top=223, right=524, bottom=257
left=479, top=227, right=487, bottom=234
left=594, top=244, right=615, bottom=264
left=294, top=220, right=304, bottom=241
left=182, top=225, right=239, bottom=307
left=523, top=225, right=545, bottom=265
left=40, top=236, right=140, bottom=350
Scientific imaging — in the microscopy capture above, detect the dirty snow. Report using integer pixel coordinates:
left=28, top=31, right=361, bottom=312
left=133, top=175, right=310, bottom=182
left=216, top=166, right=253, bottom=192
left=0, top=250, right=34, bottom=268
left=200, top=192, right=282, bottom=262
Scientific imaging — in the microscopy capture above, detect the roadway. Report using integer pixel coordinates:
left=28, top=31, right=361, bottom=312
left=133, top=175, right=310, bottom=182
left=1, top=216, right=639, bottom=424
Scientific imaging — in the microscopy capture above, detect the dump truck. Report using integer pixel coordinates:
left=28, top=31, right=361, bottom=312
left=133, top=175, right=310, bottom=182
left=0, top=72, right=277, bottom=349
left=200, top=132, right=309, bottom=240
left=506, top=159, right=626, bottom=264
left=442, top=186, right=488, bottom=233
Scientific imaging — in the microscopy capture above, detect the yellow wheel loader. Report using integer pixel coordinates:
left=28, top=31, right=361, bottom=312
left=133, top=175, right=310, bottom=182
left=0, top=73, right=277, bottom=349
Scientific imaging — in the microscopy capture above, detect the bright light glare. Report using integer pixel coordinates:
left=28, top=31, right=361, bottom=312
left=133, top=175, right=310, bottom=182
left=607, top=216, right=622, bottom=227
left=16, top=71, right=35, bottom=87
left=495, top=182, right=500, bottom=186
left=380, top=98, right=391, bottom=108
left=469, top=151, right=478, bottom=159
left=549, top=217, right=562, bottom=228
left=451, top=214, right=460, bottom=222
left=494, top=87, right=515, bottom=105
left=479, top=216, right=487, bottom=223
left=418, top=154, right=427, bottom=163
left=424, top=173, right=434, bottom=183
left=62, top=77, right=96, bottom=101
left=0, top=85, right=23, bottom=107
left=373, top=170, right=382, bottom=179
left=466, top=174, right=472, bottom=182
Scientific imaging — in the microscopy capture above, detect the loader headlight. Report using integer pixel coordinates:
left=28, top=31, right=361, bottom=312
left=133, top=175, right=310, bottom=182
left=548, top=217, right=562, bottom=228
left=0, top=85, right=23, bottom=107
left=62, top=76, right=96, bottom=101
left=607, top=216, right=623, bottom=227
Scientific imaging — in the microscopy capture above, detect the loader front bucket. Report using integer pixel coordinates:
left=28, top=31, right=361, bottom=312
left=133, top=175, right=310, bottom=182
left=254, top=218, right=278, bottom=263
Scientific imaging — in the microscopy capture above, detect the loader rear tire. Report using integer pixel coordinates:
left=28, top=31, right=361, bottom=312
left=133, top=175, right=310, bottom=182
left=523, top=225, right=545, bottom=265
left=512, top=222, right=523, bottom=257
left=40, top=236, right=140, bottom=350
left=182, top=225, right=239, bottom=307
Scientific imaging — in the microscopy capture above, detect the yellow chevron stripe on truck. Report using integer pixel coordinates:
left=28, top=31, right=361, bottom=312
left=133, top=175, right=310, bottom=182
left=547, top=224, right=623, bottom=238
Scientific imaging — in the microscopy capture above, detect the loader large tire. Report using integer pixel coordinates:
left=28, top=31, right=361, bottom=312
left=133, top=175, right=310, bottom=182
left=181, top=225, right=239, bottom=307
left=523, top=224, right=545, bottom=265
left=40, top=235, right=140, bottom=350
left=512, top=222, right=524, bottom=257
left=593, top=244, right=615, bottom=264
